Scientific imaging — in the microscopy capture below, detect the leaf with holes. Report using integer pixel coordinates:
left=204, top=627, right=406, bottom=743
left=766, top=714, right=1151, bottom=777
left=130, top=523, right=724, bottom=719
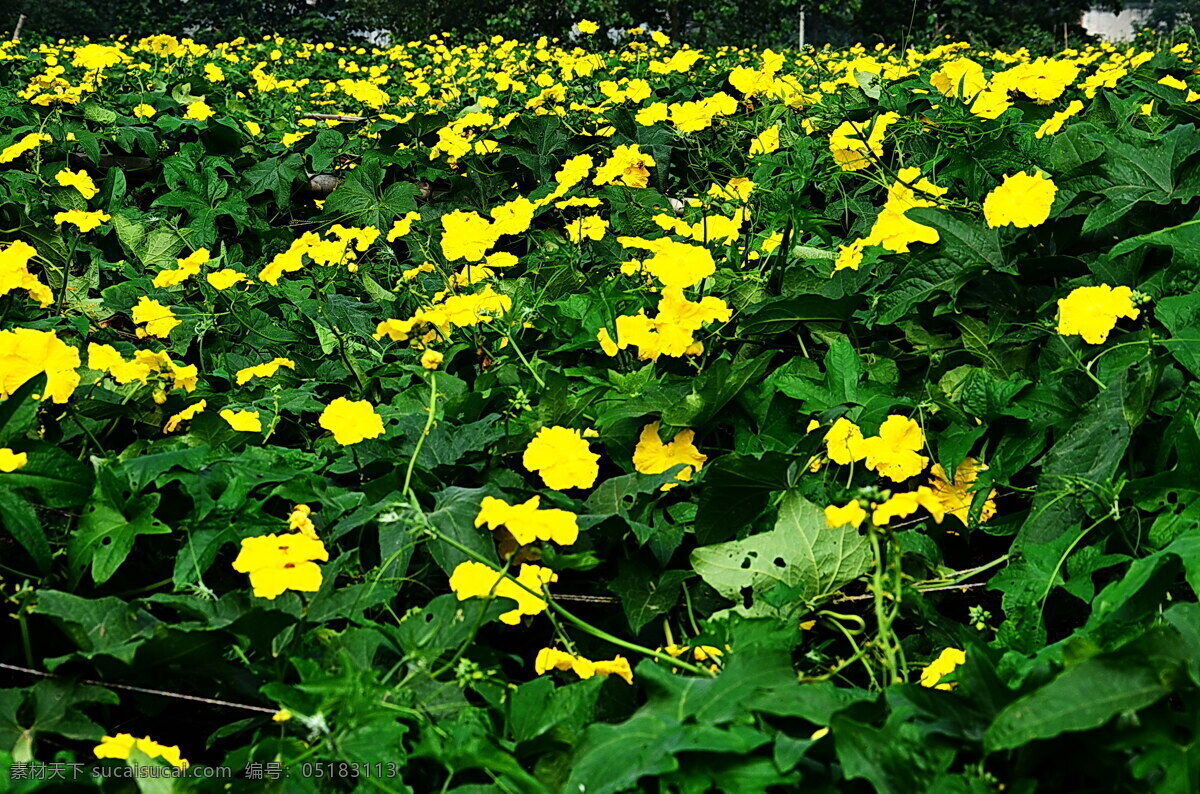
left=690, top=492, right=871, bottom=617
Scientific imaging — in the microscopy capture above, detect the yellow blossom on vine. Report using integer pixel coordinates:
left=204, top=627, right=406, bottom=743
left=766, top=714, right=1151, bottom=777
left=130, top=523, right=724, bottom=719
left=318, top=397, right=385, bottom=445
left=919, top=647, right=966, bottom=690
left=1055, top=284, right=1139, bottom=344
left=232, top=532, right=329, bottom=599
left=449, top=561, right=557, bottom=625
left=522, top=426, right=600, bottom=490
left=632, top=421, right=706, bottom=487
left=475, top=495, right=579, bottom=546
left=94, top=734, right=188, bottom=769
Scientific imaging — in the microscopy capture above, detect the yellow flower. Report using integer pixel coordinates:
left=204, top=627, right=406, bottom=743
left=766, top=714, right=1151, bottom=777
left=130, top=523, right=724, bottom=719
left=594, top=144, right=656, bottom=189
left=1035, top=100, right=1084, bottom=138
left=420, top=349, right=444, bottom=370
left=318, top=397, right=385, bottom=445
left=153, top=248, right=209, bottom=288
left=577, top=19, right=599, bottom=34
left=825, top=500, right=867, bottom=529
left=0, top=240, right=53, bottom=306
left=983, top=171, right=1057, bottom=229
left=232, top=532, right=329, bottom=599
left=635, top=103, right=670, bottom=126
left=54, top=209, right=111, bottom=232
left=632, top=421, right=706, bottom=488
left=824, top=418, right=866, bottom=465
left=131, top=296, right=180, bottom=338
left=919, top=647, right=966, bottom=690
left=164, top=400, right=206, bottom=433
left=0, top=328, right=81, bottom=403
left=133, top=103, right=156, bottom=119
left=0, top=448, right=28, bottom=472
left=94, top=734, right=188, bottom=769
left=440, top=210, right=498, bottom=263
left=927, top=458, right=997, bottom=524
left=856, top=415, right=929, bottom=482
left=535, top=648, right=633, bottom=684
left=449, top=561, right=557, bottom=625
left=54, top=168, right=98, bottom=200
left=235, top=357, right=295, bottom=385
left=522, top=426, right=600, bottom=490
left=872, top=486, right=944, bottom=526
left=748, top=125, right=780, bottom=157
left=288, top=504, right=318, bottom=539
left=0, top=133, right=50, bottom=164
left=566, top=214, right=609, bottom=243
left=930, top=58, right=986, bottom=99
left=185, top=100, right=215, bottom=121
left=73, top=44, right=125, bottom=71
left=206, top=268, right=247, bottom=290
left=387, top=211, right=421, bottom=241
left=1056, top=284, right=1139, bottom=344
left=617, top=237, right=714, bottom=289
left=220, top=409, right=262, bottom=432
left=597, top=327, right=619, bottom=356
left=476, top=495, right=579, bottom=546
left=829, top=112, right=899, bottom=171
left=272, top=709, right=293, bottom=723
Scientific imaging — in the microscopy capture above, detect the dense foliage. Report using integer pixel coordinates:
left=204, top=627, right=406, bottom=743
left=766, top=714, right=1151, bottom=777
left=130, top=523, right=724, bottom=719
left=0, top=0, right=1146, bottom=51
left=2, top=26, right=1200, bottom=794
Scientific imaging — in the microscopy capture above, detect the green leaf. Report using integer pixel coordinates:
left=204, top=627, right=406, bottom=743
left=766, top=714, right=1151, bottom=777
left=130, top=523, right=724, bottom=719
left=985, top=630, right=1185, bottom=751
left=242, top=152, right=304, bottom=208
left=907, top=207, right=1007, bottom=273
left=0, top=487, right=51, bottom=572
left=34, top=590, right=160, bottom=666
left=0, top=372, right=45, bottom=445
left=323, top=154, right=418, bottom=229
left=69, top=471, right=171, bottom=584
left=691, top=492, right=870, bottom=617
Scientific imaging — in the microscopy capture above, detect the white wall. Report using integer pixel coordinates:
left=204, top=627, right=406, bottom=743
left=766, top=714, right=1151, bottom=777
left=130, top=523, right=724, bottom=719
left=1082, top=5, right=1154, bottom=41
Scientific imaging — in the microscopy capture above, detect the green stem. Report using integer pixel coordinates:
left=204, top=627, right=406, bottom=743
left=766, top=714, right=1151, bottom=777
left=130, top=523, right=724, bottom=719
left=403, top=373, right=437, bottom=495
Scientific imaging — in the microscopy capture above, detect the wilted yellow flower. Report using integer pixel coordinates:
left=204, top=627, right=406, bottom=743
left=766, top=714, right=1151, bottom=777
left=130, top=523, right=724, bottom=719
left=927, top=458, right=997, bottom=524
left=164, top=400, right=206, bottom=433
left=420, top=348, right=444, bottom=370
